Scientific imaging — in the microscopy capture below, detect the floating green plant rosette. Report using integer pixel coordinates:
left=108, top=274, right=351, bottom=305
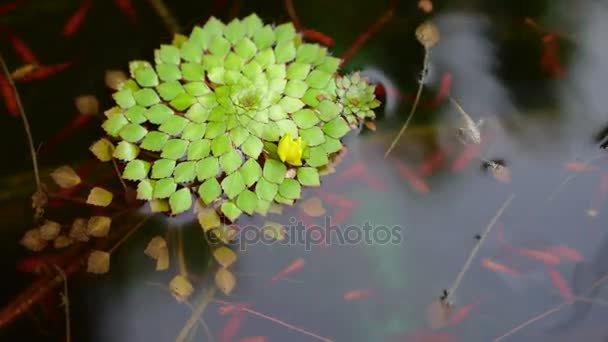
left=97, top=14, right=380, bottom=220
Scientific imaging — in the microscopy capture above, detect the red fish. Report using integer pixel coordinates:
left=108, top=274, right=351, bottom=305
left=343, top=289, right=372, bottom=301
left=114, top=0, right=138, bottom=24
left=238, top=337, right=269, bottom=342
left=302, top=29, right=335, bottom=47
left=220, top=311, right=247, bottom=342
left=481, top=258, right=520, bottom=277
left=449, top=299, right=481, bottom=325
left=62, top=0, right=93, bottom=37
left=316, top=190, right=358, bottom=209
left=418, top=149, right=447, bottom=176
left=336, top=161, right=366, bottom=182
left=270, top=258, right=305, bottom=283
left=510, top=245, right=560, bottom=265
left=219, top=302, right=251, bottom=316
left=540, top=34, right=565, bottom=79
left=394, top=160, right=430, bottom=193
left=565, top=162, right=598, bottom=172
left=451, top=143, right=482, bottom=172
left=374, top=83, right=407, bottom=103
left=18, top=62, right=73, bottom=82
left=547, top=245, right=584, bottom=263
left=548, top=268, right=573, bottom=302
left=0, top=74, right=18, bottom=117
left=0, top=0, right=29, bottom=15
left=42, top=113, right=92, bottom=154
left=16, top=254, right=70, bottom=273
left=7, top=32, right=38, bottom=63
left=425, top=72, right=452, bottom=109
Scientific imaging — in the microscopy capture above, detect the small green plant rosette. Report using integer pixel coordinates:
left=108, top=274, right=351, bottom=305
left=98, top=14, right=380, bottom=220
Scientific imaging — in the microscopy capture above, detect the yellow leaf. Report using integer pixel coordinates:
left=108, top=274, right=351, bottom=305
left=86, top=187, right=113, bottom=207
left=198, top=208, right=221, bottom=232
left=300, top=197, right=326, bottom=217
left=213, top=246, right=237, bottom=268
left=215, top=267, right=236, bottom=296
left=39, top=220, right=62, bottom=241
left=53, top=235, right=73, bottom=249
left=104, top=70, right=127, bottom=90
left=87, top=250, right=110, bottom=274
left=144, top=236, right=168, bottom=260
left=169, top=275, right=193, bottom=302
left=150, top=199, right=169, bottom=212
left=87, top=216, right=112, bottom=237
left=277, top=133, right=304, bottom=166
left=50, top=166, right=81, bottom=189
left=89, top=138, right=114, bottom=162
left=156, top=248, right=170, bottom=271
left=212, top=225, right=237, bottom=244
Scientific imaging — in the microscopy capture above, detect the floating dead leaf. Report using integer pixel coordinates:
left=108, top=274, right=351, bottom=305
left=31, top=189, right=48, bottom=220
left=212, top=225, right=237, bottom=244
left=21, top=229, right=47, bottom=252
left=285, top=168, right=297, bottom=179
left=53, top=235, right=73, bottom=249
left=169, top=274, right=193, bottom=302
left=215, top=267, right=236, bottom=295
left=75, top=95, right=100, bottom=116
left=213, top=246, right=237, bottom=268
left=156, top=248, right=169, bottom=271
left=89, top=138, right=114, bottom=162
left=198, top=208, right=221, bottom=232
left=263, top=221, right=286, bottom=241
left=364, top=121, right=377, bottom=131
left=426, top=299, right=452, bottom=330
left=50, top=165, right=81, bottom=189
left=39, top=220, right=61, bottom=240
left=150, top=199, right=169, bottom=212
left=86, top=187, right=113, bottom=207
left=105, top=70, right=127, bottom=90
left=144, top=236, right=168, bottom=259
left=87, top=250, right=110, bottom=274
left=300, top=197, right=326, bottom=217
left=69, top=218, right=89, bottom=242
left=416, top=21, right=440, bottom=50
left=418, top=0, right=433, bottom=13
left=87, top=216, right=111, bottom=237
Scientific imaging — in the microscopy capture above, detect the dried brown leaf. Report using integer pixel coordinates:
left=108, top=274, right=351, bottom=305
left=53, top=235, right=74, bottom=249
left=39, top=220, right=61, bottom=240
left=87, top=250, right=110, bottom=274
left=21, top=229, right=47, bottom=251
left=50, top=166, right=81, bottom=189
left=105, top=70, right=127, bottom=90
left=69, top=218, right=89, bottom=242
left=87, top=216, right=111, bottom=237
left=300, top=197, right=326, bottom=217
left=75, top=95, right=100, bottom=116
left=215, top=267, right=236, bottom=296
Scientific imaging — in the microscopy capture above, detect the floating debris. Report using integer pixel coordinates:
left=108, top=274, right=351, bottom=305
left=69, top=218, right=89, bottom=242
left=39, top=220, right=61, bottom=241
left=53, top=235, right=73, bottom=249
left=74, top=95, right=99, bottom=116
left=86, top=216, right=111, bottom=238
left=20, top=229, right=47, bottom=252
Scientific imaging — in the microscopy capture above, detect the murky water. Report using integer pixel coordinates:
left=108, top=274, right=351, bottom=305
left=2, top=0, right=608, bottom=341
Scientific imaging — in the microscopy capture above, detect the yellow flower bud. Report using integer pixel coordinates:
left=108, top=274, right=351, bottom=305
left=277, top=133, right=304, bottom=166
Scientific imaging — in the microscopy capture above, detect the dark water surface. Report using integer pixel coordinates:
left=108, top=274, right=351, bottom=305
left=2, top=1, right=608, bottom=341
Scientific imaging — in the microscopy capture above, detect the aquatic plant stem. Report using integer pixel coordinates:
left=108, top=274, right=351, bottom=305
left=145, top=0, right=180, bottom=35
left=0, top=54, right=41, bottom=191
left=493, top=302, right=566, bottom=342
left=177, top=227, right=189, bottom=277
left=384, top=52, right=428, bottom=158
left=445, top=193, right=515, bottom=304
left=111, top=158, right=128, bottom=192
left=53, top=265, right=71, bottom=342
left=284, top=0, right=302, bottom=31
left=108, top=215, right=152, bottom=254
left=176, top=287, right=216, bottom=342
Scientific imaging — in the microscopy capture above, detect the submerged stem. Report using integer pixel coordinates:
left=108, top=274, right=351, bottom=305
left=53, top=265, right=71, bottom=342
left=0, top=54, right=41, bottom=191
left=384, top=52, right=429, bottom=158
left=176, top=287, right=216, bottom=342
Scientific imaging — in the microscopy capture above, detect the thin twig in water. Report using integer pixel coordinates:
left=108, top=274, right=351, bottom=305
left=53, top=265, right=71, bottom=342
left=546, top=153, right=606, bottom=203
left=445, top=193, right=515, bottom=304
left=284, top=0, right=302, bottom=31
left=493, top=302, right=567, bottom=342
left=112, top=159, right=128, bottom=192
left=177, top=227, right=189, bottom=277
left=108, top=215, right=153, bottom=254
left=176, top=287, right=216, bottom=342
left=0, top=54, right=41, bottom=191
left=384, top=53, right=428, bottom=158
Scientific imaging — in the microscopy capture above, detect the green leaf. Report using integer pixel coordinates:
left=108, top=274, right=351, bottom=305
left=181, top=63, right=204, bottom=82
left=234, top=37, right=257, bottom=60
left=185, top=103, right=210, bottom=123
left=240, top=158, right=262, bottom=187
left=153, top=178, right=177, bottom=199
left=274, top=41, right=296, bottom=63
left=322, top=136, right=343, bottom=154
left=276, top=119, right=299, bottom=138
left=151, top=159, right=176, bottom=179
left=113, top=89, right=135, bottom=108
left=279, top=96, right=305, bottom=113
left=145, top=104, right=174, bottom=124
left=292, top=109, right=320, bottom=128
left=279, top=178, right=301, bottom=199
left=211, top=134, right=231, bottom=156
left=205, top=121, right=227, bottom=139
left=174, top=161, right=198, bottom=183
left=209, top=35, right=231, bottom=57
left=156, top=63, right=182, bottom=81
left=119, top=123, right=148, bottom=142
left=137, top=179, right=155, bottom=200
left=274, top=193, right=294, bottom=205
left=135, top=67, right=159, bottom=87
left=225, top=53, right=244, bottom=71
left=297, top=167, right=320, bottom=186
left=300, top=126, right=325, bottom=146
left=141, top=131, right=169, bottom=151
left=317, top=100, right=342, bottom=121
left=263, top=159, right=286, bottom=184
left=243, top=13, right=263, bottom=35
left=305, top=146, right=329, bottom=167
left=253, top=48, right=275, bottom=68
left=268, top=104, right=287, bottom=120
left=229, top=126, right=250, bottom=146
left=122, top=159, right=150, bottom=180
left=254, top=199, right=271, bottom=216
left=275, top=22, right=296, bottom=42
left=255, top=177, right=278, bottom=201
left=221, top=201, right=242, bottom=222
left=187, top=139, right=211, bottom=160
left=221, top=172, right=246, bottom=199
left=284, top=79, right=309, bottom=98
left=236, top=190, right=257, bottom=214
left=224, top=18, right=246, bottom=44
left=322, top=117, right=350, bottom=138
left=159, top=44, right=180, bottom=64
left=160, top=139, right=189, bottom=160
left=169, top=188, right=192, bottom=214
left=181, top=123, right=206, bottom=140
left=197, top=207, right=221, bottom=231
left=183, top=82, right=210, bottom=96
left=180, top=41, right=202, bottom=63
left=159, top=115, right=190, bottom=135
left=125, top=105, right=148, bottom=124
left=253, top=25, right=275, bottom=49
left=113, top=141, right=139, bottom=161
left=196, top=157, right=219, bottom=180
left=198, top=178, right=222, bottom=204
left=102, top=113, right=129, bottom=137
left=262, top=122, right=281, bottom=142
left=134, top=88, right=160, bottom=106
left=219, top=149, right=242, bottom=174
left=202, top=54, right=223, bottom=70
left=318, top=56, right=341, bottom=74
left=296, top=44, right=320, bottom=64
left=302, top=88, right=325, bottom=107
left=241, top=135, right=263, bottom=159
left=170, top=93, right=196, bottom=111
left=306, top=70, right=332, bottom=89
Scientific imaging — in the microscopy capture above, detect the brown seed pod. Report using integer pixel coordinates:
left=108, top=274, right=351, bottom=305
left=416, top=21, right=440, bottom=49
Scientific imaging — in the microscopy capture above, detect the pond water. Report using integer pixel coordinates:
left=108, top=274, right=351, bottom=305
left=2, top=0, right=608, bottom=341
